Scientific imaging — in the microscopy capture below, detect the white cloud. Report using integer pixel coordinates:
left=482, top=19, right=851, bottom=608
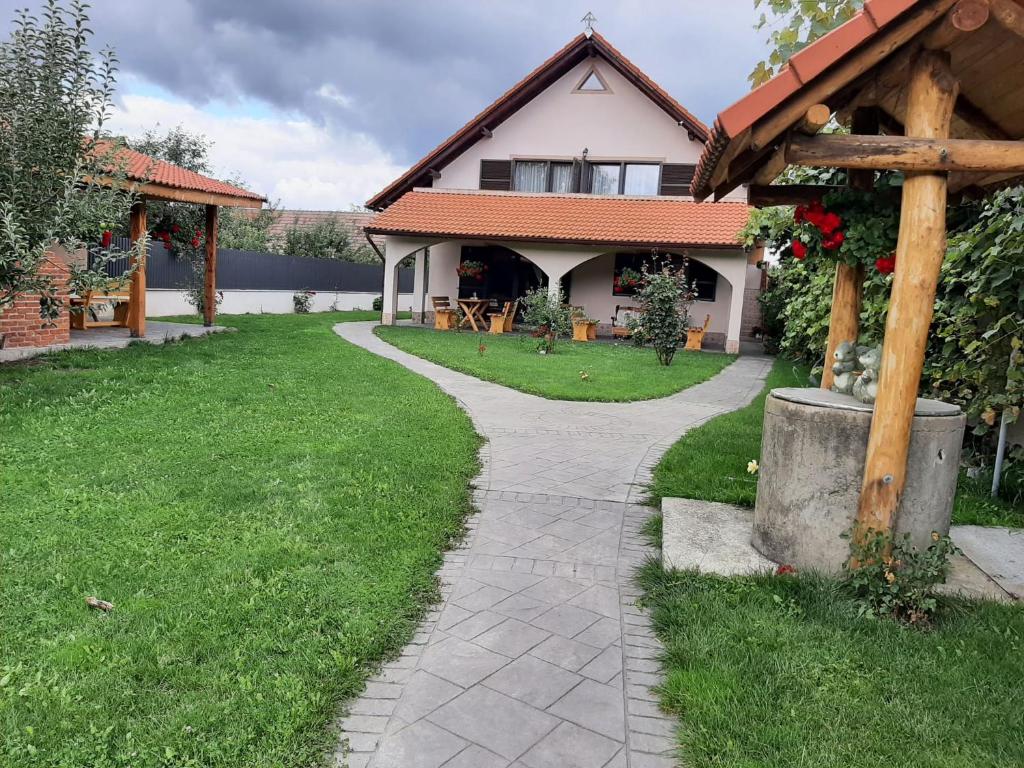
left=316, top=84, right=355, bottom=109
left=106, top=93, right=405, bottom=210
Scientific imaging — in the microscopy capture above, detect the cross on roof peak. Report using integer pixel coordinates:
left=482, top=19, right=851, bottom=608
left=581, top=11, right=597, bottom=38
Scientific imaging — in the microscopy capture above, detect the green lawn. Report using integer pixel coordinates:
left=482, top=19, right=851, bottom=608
left=0, top=312, right=479, bottom=768
left=638, top=563, right=1024, bottom=768
left=375, top=326, right=736, bottom=402
left=648, top=357, right=1024, bottom=527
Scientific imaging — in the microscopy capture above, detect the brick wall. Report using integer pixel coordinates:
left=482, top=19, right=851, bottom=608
left=0, top=255, right=71, bottom=349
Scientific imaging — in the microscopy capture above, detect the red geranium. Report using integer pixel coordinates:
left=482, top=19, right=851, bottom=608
left=172, top=224, right=181, bottom=234
left=876, top=254, right=896, bottom=274
left=776, top=564, right=797, bottom=576
left=794, top=205, right=807, bottom=223
left=822, top=231, right=845, bottom=250
left=791, top=240, right=807, bottom=260
left=803, top=201, right=826, bottom=228
left=818, top=212, right=843, bottom=235
left=191, top=237, right=201, bottom=248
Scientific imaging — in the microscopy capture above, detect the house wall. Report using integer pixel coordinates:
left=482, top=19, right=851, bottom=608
left=436, top=57, right=746, bottom=198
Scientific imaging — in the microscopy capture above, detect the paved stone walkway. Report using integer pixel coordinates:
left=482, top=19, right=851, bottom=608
left=331, top=322, right=772, bottom=768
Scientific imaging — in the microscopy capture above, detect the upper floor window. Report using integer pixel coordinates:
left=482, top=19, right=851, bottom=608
left=590, top=162, right=659, bottom=196
left=513, top=160, right=573, bottom=193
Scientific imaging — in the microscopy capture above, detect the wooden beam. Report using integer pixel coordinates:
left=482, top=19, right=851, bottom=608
left=785, top=134, right=1024, bottom=172
left=128, top=201, right=147, bottom=338
left=822, top=108, right=876, bottom=391
left=922, top=0, right=990, bottom=49
left=855, top=49, right=959, bottom=543
left=204, top=204, right=218, bottom=327
left=798, top=104, right=832, bottom=135
left=747, top=184, right=844, bottom=207
left=135, top=182, right=265, bottom=209
left=748, top=0, right=957, bottom=153
left=990, top=0, right=1024, bottom=37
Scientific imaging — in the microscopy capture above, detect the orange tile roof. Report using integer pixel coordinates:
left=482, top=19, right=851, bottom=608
left=367, top=31, right=708, bottom=210
left=97, top=142, right=265, bottom=202
left=365, top=190, right=750, bottom=248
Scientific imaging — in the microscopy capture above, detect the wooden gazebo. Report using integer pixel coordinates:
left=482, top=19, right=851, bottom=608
left=692, top=0, right=1024, bottom=537
left=109, top=146, right=266, bottom=335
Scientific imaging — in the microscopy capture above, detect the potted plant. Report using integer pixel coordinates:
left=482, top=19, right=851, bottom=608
left=571, top=306, right=598, bottom=342
left=456, top=260, right=487, bottom=281
left=613, top=267, right=644, bottom=295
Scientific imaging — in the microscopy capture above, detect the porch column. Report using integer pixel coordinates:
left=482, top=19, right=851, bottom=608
left=412, top=248, right=427, bottom=324
left=128, top=200, right=147, bottom=338
left=381, top=250, right=402, bottom=325
left=204, top=204, right=218, bottom=327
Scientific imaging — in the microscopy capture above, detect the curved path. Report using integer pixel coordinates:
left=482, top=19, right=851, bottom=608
left=332, top=322, right=771, bottom=768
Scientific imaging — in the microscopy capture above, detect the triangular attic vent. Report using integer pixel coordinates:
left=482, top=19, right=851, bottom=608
left=575, top=68, right=609, bottom=92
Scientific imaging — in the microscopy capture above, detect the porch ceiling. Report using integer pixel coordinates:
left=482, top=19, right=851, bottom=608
left=364, top=189, right=751, bottom=249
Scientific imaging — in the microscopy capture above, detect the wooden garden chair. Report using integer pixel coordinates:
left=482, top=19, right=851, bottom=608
left=431, top=296, right=457, bottom=331
left=488, top=300, right=519, bottom=334
left=611, top=305, right=641, bottom=338
left=685, top=314, right=712, bottom=351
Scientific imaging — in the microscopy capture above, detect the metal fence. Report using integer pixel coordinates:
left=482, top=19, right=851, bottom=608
left=97, top=239, right=412, bottom=292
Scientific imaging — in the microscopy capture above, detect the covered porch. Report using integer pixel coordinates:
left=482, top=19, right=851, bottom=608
left=365, top=189, right=755, bottom=352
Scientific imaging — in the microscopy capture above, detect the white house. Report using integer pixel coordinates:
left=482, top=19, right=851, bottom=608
left=365, top=30, right=760, bottom=352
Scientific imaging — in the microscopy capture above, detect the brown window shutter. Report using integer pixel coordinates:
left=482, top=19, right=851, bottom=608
left=659, top=164, right=696, bottom=196
left=480, top=160, right=512, bottom=190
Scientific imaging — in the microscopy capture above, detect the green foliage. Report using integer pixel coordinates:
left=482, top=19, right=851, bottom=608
left=750, top=0, right=863, bottom=85
left=843, top=529, right=960, bottom=626
left=293, top=289, right=314, bottom=313
left=219, top=205, right=278, bottom=251
left=0, top=0, right=141, bottom=320
left=627, top=262, right=696, bottom=366
left=0, top=312, right=478, bottom=767
left=279, top=214, right=377, bottom=263
left=521, top=285, right=572, bottom=353
left=375, top=326, right=734, bottom=402
left=372, top=295, right=383, bottom=312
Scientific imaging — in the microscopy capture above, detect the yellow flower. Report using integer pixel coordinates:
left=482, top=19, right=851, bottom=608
left=746, top=460, right=759, bottom=475
left=885, top=570, right=896, bottom=584
left=931, top=531, right=940, bottom=542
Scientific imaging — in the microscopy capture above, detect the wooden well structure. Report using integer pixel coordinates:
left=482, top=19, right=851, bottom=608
left=692, top=0, right=1024, bottom=538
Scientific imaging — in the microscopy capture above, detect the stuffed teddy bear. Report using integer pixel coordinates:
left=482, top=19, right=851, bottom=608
left=830, top=340, right=859, bottom=395
left=852, top=346, right=881, bottom=404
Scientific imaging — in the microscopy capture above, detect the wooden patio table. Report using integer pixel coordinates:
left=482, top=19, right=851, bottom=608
left=458, top=298, right=491, bottom=332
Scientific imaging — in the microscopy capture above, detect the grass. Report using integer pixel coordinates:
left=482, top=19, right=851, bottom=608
left=374, top=326, right=736, bottom=402
left=0, top=312, right=479, bottom=768
left=637, top=562, right=1024, bottom=768
left=648, top=357, right=1024, bottom=527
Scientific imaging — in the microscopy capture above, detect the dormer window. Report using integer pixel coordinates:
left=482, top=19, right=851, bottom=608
left=573, top=67, right=610, bottom=93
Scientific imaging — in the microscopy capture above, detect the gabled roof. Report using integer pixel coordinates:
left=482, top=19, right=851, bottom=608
left=365, top=188, right=749, bottom=248
left=367, top=31, right=709, bottom=210
left=97, top=142, right=266, bottom=208
left=692, top=0, right=1024, bottom=201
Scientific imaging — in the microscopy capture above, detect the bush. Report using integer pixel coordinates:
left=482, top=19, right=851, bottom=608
left=293, top=290, right=314, bottom=314
left=627, top=262, right=696, bottom=366
left=372, top=295, right=383, bottom=312
left=522, top=285, right=571, bottom=353
left=843, top=529, right=960, bottom=626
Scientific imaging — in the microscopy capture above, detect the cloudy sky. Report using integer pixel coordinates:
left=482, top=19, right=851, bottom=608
left=3, top=0, right=771, bottom=209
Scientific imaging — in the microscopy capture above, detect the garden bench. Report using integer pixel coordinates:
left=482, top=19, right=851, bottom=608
left=69, top=287, right=131, bottom=330
left=431, top=296, right=458, bottom=330
left=611, top=305, right=641, bottom=338
left=488, top=299, right=518, bottom=334
left=685, top=313, right=712, bottom=351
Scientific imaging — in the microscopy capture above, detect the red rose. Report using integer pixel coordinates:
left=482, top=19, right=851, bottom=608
left=794, top=205, right=807, bottom=223
left=818, top=212, right=842, bottom=235
left=172, top=224, right=181, bottom=234
left=876, top=255, right=896, bottom=274
left=823, top=231, right=845, bottom=250
left=791, top=240, right=807, bottom=260
left=191, top=237, right=201, bottom=248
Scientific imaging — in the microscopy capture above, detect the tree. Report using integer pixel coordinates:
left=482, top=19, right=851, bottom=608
left=627, top=262, right=696, bottom=366
left=0, top=0, right=141, bottom=322
left=749, top=0, right=863, bottom=86
left=522, top=285, right=572, bottom=353
left=278, top=215, right=378, bottom=263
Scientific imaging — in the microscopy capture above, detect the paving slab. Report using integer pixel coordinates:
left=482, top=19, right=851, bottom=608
left=331, top=321, right=772, bottom=768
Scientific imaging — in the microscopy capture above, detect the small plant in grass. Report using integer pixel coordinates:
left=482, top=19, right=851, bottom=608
left=522, top=285, right=572, bottom=353
left=627, top=262, right=696, bottom=366
left=293, top=289, right=314, bottom=313
left=843, top=528, right=960, bottom=626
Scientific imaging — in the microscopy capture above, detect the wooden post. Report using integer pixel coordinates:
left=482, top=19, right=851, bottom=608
left=128, top=200, right=147, bottom=338
left=821, top=108, right=876, bottom=390
left=855, top=50, right=958, bottom=538
left=204, top=204, right=218, bottom=327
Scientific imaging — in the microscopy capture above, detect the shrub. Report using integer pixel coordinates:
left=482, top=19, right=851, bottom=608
left=522, top=285, right=572, bottom=353
left=627, top=262, right=696, bottom=366
left=293, top=290, right=314, bottom=314
left=372, top=295, right=383, bottom=312
left=843, top=529, right=960, bottom=626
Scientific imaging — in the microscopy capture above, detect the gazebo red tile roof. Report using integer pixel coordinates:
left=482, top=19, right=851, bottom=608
left=365, top=189, right=750, bottom=248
